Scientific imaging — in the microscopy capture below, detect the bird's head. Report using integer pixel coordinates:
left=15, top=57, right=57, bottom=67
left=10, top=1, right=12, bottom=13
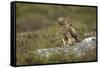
left=57, top=17, right=66, bottom=26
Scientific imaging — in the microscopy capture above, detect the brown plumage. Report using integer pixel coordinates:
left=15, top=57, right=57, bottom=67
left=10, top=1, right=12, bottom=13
left=57, top=17, right=80, bottom=46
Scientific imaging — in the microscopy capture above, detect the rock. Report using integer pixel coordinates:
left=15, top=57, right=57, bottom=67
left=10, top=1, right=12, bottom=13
left=33, top=37, right=96, bottom=60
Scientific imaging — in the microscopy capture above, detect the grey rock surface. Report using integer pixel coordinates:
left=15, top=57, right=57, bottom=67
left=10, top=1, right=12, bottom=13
left=34, top=37, right=96, bottom=59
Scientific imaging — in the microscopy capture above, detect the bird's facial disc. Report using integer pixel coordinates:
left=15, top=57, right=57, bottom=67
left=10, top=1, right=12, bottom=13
left=57, top=17, right=65, bottom=25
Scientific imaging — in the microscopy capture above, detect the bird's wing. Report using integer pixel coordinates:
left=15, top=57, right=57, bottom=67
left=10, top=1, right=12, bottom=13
left=69, top=25, right=79, bottom=39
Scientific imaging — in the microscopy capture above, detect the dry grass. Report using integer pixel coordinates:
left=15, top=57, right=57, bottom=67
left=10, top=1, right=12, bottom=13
left=16, top=3, right=97, bottom=65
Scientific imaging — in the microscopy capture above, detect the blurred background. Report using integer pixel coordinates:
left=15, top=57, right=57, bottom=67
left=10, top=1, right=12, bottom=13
left=16, top=3, right=97, bottom=65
